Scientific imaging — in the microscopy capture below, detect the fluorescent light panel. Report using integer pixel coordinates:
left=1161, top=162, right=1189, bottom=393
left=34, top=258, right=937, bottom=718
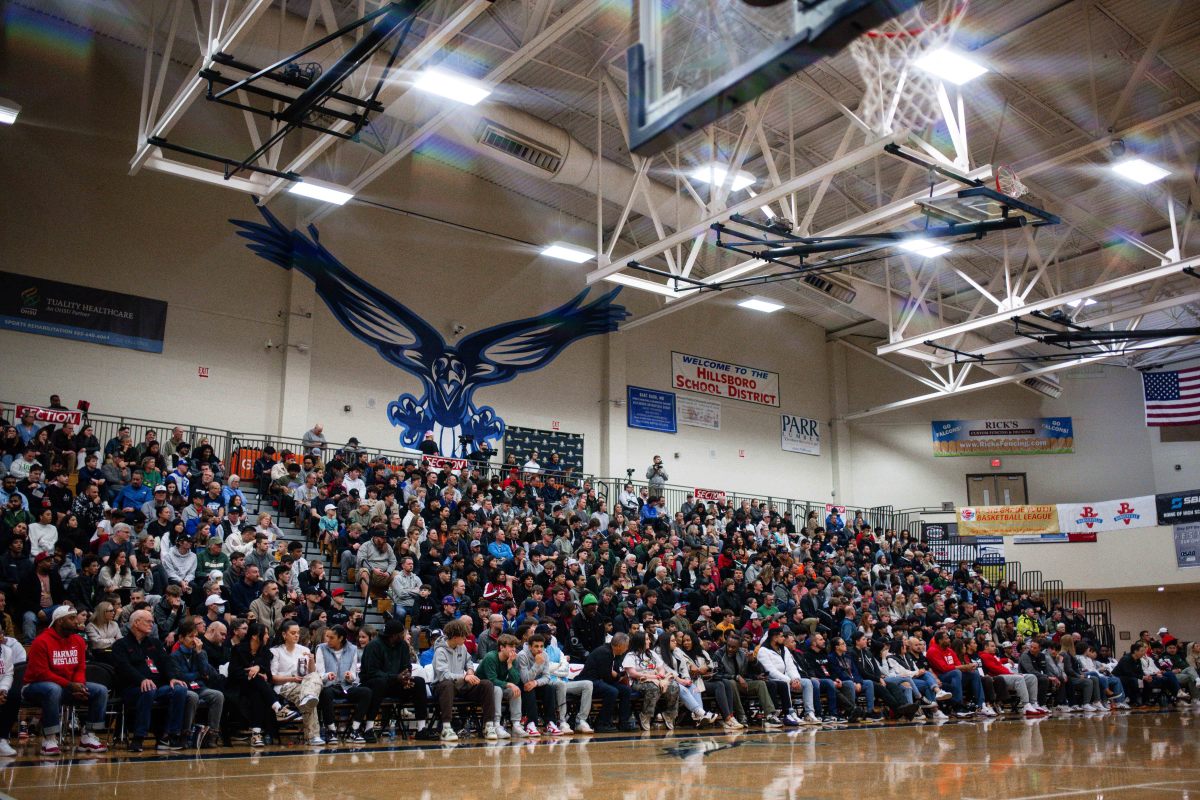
left=738, top=297, right=784, bottom=313
left=914, top=47, right=988, bottom=85
left=1111, top=158, right=1170, bottom=185
left=689, top=162, right=756, bottom=192
left=1067, top=298, right=1097, bottom=308
left=0, top=98, right=18, bottom=125
left=414, top=67, right=491, bottom=106
left=541, top=242, right=593, bottom=263
left=604, top=273, right=698, bottom=300
left=898, top=238, right=951, bottom=258
left=288, top=180, right=354, bottom=205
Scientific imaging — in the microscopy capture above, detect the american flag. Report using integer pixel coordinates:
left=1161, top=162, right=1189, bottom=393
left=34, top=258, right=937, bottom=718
left=1143, top=365, right=1200, bottom=426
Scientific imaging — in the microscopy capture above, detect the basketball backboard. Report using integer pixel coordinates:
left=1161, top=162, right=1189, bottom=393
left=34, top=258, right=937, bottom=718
left=626, top=0, right=921, bottom=156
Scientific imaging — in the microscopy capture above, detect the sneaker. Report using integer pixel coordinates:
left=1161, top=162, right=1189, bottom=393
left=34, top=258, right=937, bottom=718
left=575, top=720, right=593, bottom=734
left=1023, top=704, right=1042, bottom=716
left=440, top=725, right=458, bottom=742
left=275, top=706, right=302, bottom=723
left=40, top=737, right=62, bottom=756
left=663, top=715, right=675, bottom=731
left=307, top=736, right=327, bottom=746
left=637, top=714, right=651, bottom=732
left=981, top=705, right=997, bottom=717
left=935, top=690, right=953, bottom=701
left=157, top=735, right=183, bottom=751
left=0, top=739, right=14, bottom=757
left=348, top=731, right=367, bottom=744
left=722, top=716, right=740, bottom=729
left=762, top=714, right=783, bottom=729
left=783, top=713, right=801, bottom=727
left=619, top=720, right=640, bottom=732
left=912, top=712, right=927, bottom=722
left=1116, top=700, right=1131, bottom=709
left=526, top=721, right=542, bottom=737
left=691, top=709, right=708, bottom=723
left=494, top=724, right=511, bottom=739
left=251, top=731, right=266, bottom=748
left=363, top=729, right=379, bottom=743
left=510, top=723, right=528, bottom=738
left=954, top=710, right=972, bottom=719
left=802, top=713, right=822, bottom=725
left=545, top=722, right=562, bottom=736
left=595, top=723, right=618, bottom=733
left=298, top=695, right=319, bottom=710
left=79, top=732, right=108, bottom=752
left=483, top=722, right=499, bottom=741
left=557, top=721, right=573, bottom=735
left=127, top=737, right=145, bottom=753
left=704, top=712, right=719, bottom=724
left=931, top=709, right=949, bottom=721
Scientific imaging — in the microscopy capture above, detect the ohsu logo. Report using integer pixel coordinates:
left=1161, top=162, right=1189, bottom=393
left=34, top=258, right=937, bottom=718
left=1112, top=501, right=1140, bottom=526
left=1076, top=506, right=1103, bottom=529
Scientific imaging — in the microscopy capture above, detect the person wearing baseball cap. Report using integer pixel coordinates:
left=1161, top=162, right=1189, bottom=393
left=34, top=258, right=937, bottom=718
left=21, top=605, right=110, bottom=755
left=18, top=552, right=66, bottom=643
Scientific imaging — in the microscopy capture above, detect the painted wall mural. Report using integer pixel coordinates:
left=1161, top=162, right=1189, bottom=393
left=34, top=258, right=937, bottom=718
left=231, top=204, right=628, bottom=456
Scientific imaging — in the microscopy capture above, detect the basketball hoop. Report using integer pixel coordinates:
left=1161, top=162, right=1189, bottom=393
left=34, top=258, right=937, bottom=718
left=849, top=0, right=968, bottom=136
left=995, top=164, right=1028, bottom=198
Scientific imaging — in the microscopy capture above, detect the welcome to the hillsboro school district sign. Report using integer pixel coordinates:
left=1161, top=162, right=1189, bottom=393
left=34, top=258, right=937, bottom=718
left=671, top=351, right=779, bottom=407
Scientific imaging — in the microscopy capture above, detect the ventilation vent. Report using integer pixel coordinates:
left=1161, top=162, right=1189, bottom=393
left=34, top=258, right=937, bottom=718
left=801, top=274, right=856, bottom=304
left=1065, top=363, right=1105, bottom=379
left=474, top=119, right=562, bottom=173
left=1021, top=374, right=1063, bottom=399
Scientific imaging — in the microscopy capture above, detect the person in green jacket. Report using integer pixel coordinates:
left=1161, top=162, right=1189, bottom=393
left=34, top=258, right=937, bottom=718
left=195, top=539, right=231, bottom=582
left=476, top=633, right=524, bottom=738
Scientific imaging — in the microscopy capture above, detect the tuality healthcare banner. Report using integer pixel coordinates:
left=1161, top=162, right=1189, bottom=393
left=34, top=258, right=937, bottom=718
left=956, top=505, right=1060, bottom=537
left=671, top=352, right=779, bottom=407
left=0, top=270, right=167, bottom=353
left=931, top=417, right=1073, bottom=456
left=1057, top=495, right=1157, bottom=534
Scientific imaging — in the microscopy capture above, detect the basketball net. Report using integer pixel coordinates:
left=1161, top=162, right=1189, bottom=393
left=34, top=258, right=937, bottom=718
left=849, top=0, right=968, bottom=137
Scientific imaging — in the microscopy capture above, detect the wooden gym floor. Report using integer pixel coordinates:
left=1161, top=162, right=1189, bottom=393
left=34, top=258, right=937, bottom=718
left=2, top=710, right=1198, bottom=800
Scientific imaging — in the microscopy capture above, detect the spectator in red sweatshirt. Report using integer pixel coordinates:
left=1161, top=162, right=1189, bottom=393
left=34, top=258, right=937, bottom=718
left=926, top=629, right=984, bottom=717
left=22, top=606, right=109, bottom=756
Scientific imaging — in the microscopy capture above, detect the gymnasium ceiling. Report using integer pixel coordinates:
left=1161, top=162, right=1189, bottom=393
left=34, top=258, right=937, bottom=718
left=12, top=0, right=1200, bottom=390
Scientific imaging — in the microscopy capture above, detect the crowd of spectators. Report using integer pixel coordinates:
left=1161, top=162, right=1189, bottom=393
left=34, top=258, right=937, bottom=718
left=0, top=404, right=1197, bottom=758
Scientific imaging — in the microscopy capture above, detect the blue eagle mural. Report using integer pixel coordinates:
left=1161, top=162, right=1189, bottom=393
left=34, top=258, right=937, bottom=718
left=231, top=204, right=628, bottom=456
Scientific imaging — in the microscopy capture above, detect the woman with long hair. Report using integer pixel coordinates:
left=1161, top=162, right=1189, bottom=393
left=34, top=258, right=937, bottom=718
left=622, top=630, right=680, bottom=731
left=228, top=622, right=298, bottom=746
left=655, top=629, right=716, bottom=726
left=99, top=550, right=134, bottom=603
left=678, top=631, right=741, bottom=728
left=85, top=600, right=121, bottom=657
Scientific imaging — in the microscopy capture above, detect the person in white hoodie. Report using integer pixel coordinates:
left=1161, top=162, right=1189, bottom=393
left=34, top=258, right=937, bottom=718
left=756, top=626, right=819, bottom=725
left=0, top=632, right=27, bottom=756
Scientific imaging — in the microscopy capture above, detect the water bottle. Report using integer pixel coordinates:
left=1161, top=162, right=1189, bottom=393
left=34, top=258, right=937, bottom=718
left=298, top=657, right=308, bottom=677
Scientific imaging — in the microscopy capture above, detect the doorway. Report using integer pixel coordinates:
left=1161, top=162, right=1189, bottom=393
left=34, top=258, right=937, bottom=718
left=966, top=473, right=1028, bottom=506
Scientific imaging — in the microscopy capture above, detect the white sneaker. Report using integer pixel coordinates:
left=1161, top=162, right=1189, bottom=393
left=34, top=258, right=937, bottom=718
left=931, top=709, right=949, bottom=721
left=525, top=722, right=541, bottom=737
left=981, top=705, right=997, bottom=717
left=494, top=724, right=511, bottom=739
left=545, top=722, right=561, bottom=736
left=79, top=732, right=108, bottom=752
left=575, top=720, right=593, bottom=734
left=510, top=723, right=528, bottom=738
left=802, top=713, right=821, bottom=725
left=483, top=722, right=498, bottom=741
left=557, top=721, right=573, bottom=735
left=1056, top=705, right=1073, bottom=713
left=440, top=725, right=458, bottom=742
left=935, top=690, right=953, bottom=701
left=912, top=712, right=927, bottom=722
left=1116, top=700, right=1131, bottom=709
left=40, top=736, right=61, bottom=756
left=307, top=736, right=326, bottom=746
left=0, top=739, right=15, bottom=757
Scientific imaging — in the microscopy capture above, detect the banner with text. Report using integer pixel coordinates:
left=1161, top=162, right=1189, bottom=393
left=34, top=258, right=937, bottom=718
left=422, top=455, right=468, bottom=471
left=931, top=417, right=1074, bottom=456
left=781, top=414, right=821, bottom=456
left=627, top=386, right=677, bottom=433
left=957, top=505, right=1060, bottom=537
left=672, top=352, right=779, bottom=407
left=1057, top=495, right=1156, bottom=533
left=14, top=403, right=83, bottom=427
left=1174, top=523, right=1200, bottom=568
left=0, top=270, right=167, bottom=353
left=1156, top=490, right=1200, bottom=526
left=694, top=488, right=727, bottom=503
left=677, top=395, right=721, bottom=430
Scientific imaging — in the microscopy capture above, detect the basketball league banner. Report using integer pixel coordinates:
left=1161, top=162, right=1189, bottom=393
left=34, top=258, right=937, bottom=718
left=931, top=417, right=1073, bottom=456
left=1056, top=496, right=1156, bottom=534
left=0, top=270, right=167, bottom=353
left=956, top=505, right=1060, bottom=537
left=671, top=352, right=779, bottom=407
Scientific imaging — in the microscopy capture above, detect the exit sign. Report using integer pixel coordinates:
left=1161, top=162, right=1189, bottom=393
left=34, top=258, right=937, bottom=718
left=990, top=458, right=1002, bottom=468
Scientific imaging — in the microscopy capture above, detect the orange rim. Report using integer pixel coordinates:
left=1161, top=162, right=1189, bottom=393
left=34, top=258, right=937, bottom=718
left=863, top=0, right=968, bottom=39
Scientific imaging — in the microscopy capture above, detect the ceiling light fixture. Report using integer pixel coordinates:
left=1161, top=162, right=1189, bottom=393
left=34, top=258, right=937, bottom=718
left=689, top=162, right=756, bottom=192
left=737, top=297, right=784, bottom=313
left=541, top=242, right=593, bottom=263
left=414, top=67, right=491, bottom=106
left=288, top=179, right=354, bottom=205
left=1067, top=298, right=1097, bottom=308
left=914, top=47, right=988, bottom=85
left=604, top=273, right=698, bottom=300
left=1111, top=158, right=1170, bottom=185
left=0, top=98, right=19, bottom=125
left=898, top=238, right=951, bottom=258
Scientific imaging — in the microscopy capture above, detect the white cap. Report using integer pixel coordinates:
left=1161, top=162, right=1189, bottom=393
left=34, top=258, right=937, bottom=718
left=205, top=594, right=225, bottom=607
left=154, top=484, right=167, bottom=492
left=942, top=617, right=956, bottom=625
left=51, top=606, right=77, bottom=624
left=1158, top=627, right=1169, bottom=634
